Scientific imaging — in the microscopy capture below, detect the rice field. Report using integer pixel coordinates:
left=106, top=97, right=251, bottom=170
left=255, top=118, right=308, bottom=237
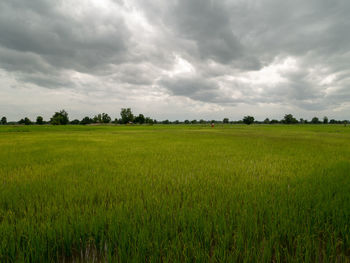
left=0, top=124, right=350, bottom=262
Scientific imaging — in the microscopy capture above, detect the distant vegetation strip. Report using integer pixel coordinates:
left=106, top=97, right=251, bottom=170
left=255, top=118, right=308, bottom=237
left=1, top=109, right=349, bottom=126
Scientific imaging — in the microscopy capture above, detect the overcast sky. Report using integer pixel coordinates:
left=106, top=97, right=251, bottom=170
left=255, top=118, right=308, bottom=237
left=0, top=0, right=349, bottom=121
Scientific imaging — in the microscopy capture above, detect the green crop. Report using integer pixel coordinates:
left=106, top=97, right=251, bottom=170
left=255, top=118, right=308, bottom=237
left=0, top=124, right=350, bottom=262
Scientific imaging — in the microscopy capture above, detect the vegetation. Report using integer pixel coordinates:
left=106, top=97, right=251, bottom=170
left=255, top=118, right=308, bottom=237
left=0, top=124, right=350, bottom=262
left=282, top=114, right=298, bottom=124
left=311, top=117, right=320, bottom=124
left=243, top=115, right=255, bottom=125
left=1, top=116, right=7, bottom=125
left=36, top=116, right=44, bottom=125
left=134, top=114, right=145, bottom=124
left=120, top=108, right=134, bottom=124
left=81, top=116, right=93, bottom=125
left=93, top=113, right=111, bottom=124
left=50, top=110, right=69, bottom=125
left=1, top=110, right=349, bottom=126
left=18, top=117, right=32, bottom=125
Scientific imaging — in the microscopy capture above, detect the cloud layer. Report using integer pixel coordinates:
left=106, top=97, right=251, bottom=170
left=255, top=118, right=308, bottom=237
left=1, top=0, right=349, bottom=120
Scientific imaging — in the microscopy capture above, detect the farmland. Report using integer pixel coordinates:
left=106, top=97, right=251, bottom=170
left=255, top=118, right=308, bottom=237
left=0, top=124, right=350, bottom=262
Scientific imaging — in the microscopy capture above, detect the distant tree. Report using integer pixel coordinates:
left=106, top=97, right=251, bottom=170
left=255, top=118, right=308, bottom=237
left=299, top=118, right=304, bottom=124
left=102, top=113, right=111, bottom=123
left=162, top=120, right=170, bottom=124
left=323, top=116, right=328, bottom=124
left=199, top=119, right=206, bottom=124
left=19, top=117, right=32, bottom=125
left=223, top=118, right=229, bottom=124
left=81, top=116, right=93, bottom=125
left=329, top=119, right=336, bottom=124
left=70, top=119, right=80, bottom=125
left=270, top=119, right=279, bottom=124
left=243, top=116, right=254, bottom=125
left=1, top=116, right=7, bottom=125
left=93, top=113, right=110, bottom=124
left=144, top=117, right=151, bottom=124
left=145, top=117, right=154, bottom=125
left=36, top=116, right=44, bottom=125
left=50, top=110, right=69, bottom=125
left=92, top=115, right=100, bottom=123
left=191, top=120, right=198, bottom=124
left=283, top=114, right=298, bottom=124
left=120, top=108, right=134, bottom=124
left=311, top=117, right=320, bottom=124
left=263, top=118, right=270, bottom=124
left=174, top=120, right=180, bottom=124
left=184, top=120, right=190, bottom=124
left=113, top=118, right=120, bottom=124
left=134, top=114, right=145, bottom=124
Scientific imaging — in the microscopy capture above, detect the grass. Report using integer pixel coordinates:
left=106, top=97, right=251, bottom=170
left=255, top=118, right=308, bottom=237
left=0, top=124, right=350, bottom=262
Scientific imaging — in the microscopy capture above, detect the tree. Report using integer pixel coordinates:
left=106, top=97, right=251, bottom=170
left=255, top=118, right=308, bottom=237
left=184, top=120, right=190, bottom=124
left=263, top=118, right=270, bottom=124
left=1, top=116, right=7, bottom=125
left=93, top=113, right=111, bottom=124
left=283, top=114, right=298, bottom=124
left=223, top=118, right=229, bottom=124
left=162, top=119, right=170, bottom=124
left=145, top=117, right=154, bottom=125
left=93, top=115, right=100, bottom=123
left=70, top=119, right=80, bottom=125
left=311, top=117, right=320, bottom=124
left=323, top=116, right=328, bottom=124
left=19, top=117, right=32, bottom=125
left=191, top=119, right=197, bottom=124
left=114, top=118, right=124, bottom=124
left=243, top=116, right=254, bottom=125
left=50, top=110, right=69, bottom=125
left=120, top=108, right=134, bottom=124
left=102, top=113, right=111, bottom=123
left=134, top=114, right=145, bottom=124
left=36, top=116, right=44, bottom=125
left=81, top=116, right=93, bottom=125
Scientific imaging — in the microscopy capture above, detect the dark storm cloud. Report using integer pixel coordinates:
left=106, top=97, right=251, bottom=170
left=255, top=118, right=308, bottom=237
left=159, top=75, right=220, bottom=102
left=0, top=0, right=129, bottom=73
left=144, top=0, right=350, bottom=111
left=1, top=0, right=350, bottom=119
left=168, top=0, right=244, bottom=64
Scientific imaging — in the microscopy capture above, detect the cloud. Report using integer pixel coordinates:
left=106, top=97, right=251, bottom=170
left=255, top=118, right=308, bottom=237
left=0, top=0, right=350, bottom=120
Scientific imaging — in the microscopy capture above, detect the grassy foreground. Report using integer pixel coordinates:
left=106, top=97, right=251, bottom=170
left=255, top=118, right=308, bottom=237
left=0, top=124, right=350, bottom=262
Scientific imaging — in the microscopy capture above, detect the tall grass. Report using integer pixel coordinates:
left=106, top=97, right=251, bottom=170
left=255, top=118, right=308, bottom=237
left=0, top=125, right=350, bottom=262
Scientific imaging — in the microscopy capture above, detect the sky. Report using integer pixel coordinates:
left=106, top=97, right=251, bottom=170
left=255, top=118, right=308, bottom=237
left=0, top=0, right=349, bottom=121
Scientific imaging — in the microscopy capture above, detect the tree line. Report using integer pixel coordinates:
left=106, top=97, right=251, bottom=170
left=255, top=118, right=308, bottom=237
left=0, top=111, right=348, bottom=126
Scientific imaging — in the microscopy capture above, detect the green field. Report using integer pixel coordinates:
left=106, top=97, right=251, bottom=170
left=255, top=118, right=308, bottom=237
left=1, top=124, right=350, bottom=262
